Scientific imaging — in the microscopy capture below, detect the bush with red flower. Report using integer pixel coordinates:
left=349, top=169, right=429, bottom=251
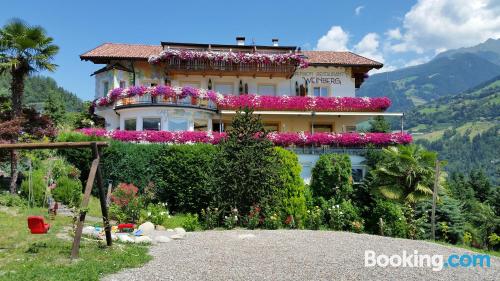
left=109, top=183, right=143, bottom=223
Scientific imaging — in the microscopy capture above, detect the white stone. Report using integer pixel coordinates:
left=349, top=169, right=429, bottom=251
left=82, top=226, right=95, bottom=236
left=170, top=234, right=185, bottom=240
left=174, top=227, right=186, bottom=234
left=238, top=234, right=256, bottom=239
left=154, top=236, right=171, bottom=243
left=117, top=234, right=134, bottom=243
left=135, top=236, right=153, bottom=244
left=155, top=225, right=166, bottom=230
left=166, top=229, right=175, bottom=232
left=111, top=234, right=118, bottom=241
left=138, top=222, right=155, bottom=235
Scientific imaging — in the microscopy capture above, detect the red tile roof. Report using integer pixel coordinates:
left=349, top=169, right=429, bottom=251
left=80, top=43, right=383, bottom=68
left=80, top=43, right=162, bottom=61
left=302, top=51, right=383, bottom=67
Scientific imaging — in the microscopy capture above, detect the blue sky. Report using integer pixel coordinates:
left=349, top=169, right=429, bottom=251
left=2, top=0, right=499, bottom=101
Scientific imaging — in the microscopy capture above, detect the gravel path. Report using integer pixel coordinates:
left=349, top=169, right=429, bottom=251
left=103, top=230, right=498, bottom=281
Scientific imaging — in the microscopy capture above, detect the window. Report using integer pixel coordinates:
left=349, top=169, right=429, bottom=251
left=351, top=167, right=366, bottom=184
left=124, top=119, right=136, bottom=131
left=313, top=86, right=328, bottom=97
left=258, top=84, right=276, bottom=96
left=168, top=118, right=188, bottom=131
left=102, top=81, right=109, bottom=97
left=344, top=125, right=357, bottom=132
left=214, top=83, right=234, bottom=95
left=119, top=80, right=126, bottom=88
left=194, top=119, right=208, bottom=131
left=143, top=118, right=161, bottom=131
left=312, top=124, right=333, bottom=133
left=263, top=122, right=279, bottom=132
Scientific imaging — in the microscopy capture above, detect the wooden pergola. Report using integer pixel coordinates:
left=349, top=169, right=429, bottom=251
left=0, top=141, right=111, bottom=259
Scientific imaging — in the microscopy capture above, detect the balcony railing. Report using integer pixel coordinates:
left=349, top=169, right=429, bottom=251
left=114, top=93, right=217, bottom=111
left=164, top=58, right=297, bottom=77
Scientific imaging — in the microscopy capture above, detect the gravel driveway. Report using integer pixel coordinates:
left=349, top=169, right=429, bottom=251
left=103, top=230, right=498, bottom=281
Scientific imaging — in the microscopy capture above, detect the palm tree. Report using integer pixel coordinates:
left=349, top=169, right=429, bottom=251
left=0, top=19, right=59, bottom=193
left=371, top=145, right=442, bottom=205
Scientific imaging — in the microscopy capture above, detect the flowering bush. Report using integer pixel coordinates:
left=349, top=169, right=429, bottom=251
left=263, top=212, right=282, bottom=230
left=223, top=208, right=239, bottom=229
left=109, top=183, right=142, bottom=223
left=305, top=206, right=323, bottom=230
left=92, top=85, right=391, bottom=112
left=140, top=202, right=170, bottom=226
left=78, top=128, right=412, bottom=147
left=200, top=207, right=220, bottom=230
left=246, top=205, right=262, bottom=229
left=326, top=200, right=363, bottom=232
left=148, top=49, right=309, bottom=68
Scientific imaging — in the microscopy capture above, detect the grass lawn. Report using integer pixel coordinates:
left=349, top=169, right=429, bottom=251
left=429, top=240, right=500, bottom=257
left=0, top=206, right=151, bottom=281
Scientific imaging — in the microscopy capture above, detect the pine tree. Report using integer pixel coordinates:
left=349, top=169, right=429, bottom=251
left=43, top=92, right=65, bottom=126
left=369, top=116, right=391, bottom=133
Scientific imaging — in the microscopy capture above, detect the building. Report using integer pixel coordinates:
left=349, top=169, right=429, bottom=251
left=80, top=37, right=408, bottom=182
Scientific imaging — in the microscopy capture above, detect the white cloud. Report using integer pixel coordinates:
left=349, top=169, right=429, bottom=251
left=354, top=33, right=385, bottom=63
left=315, top=26, right=349, bottom=51
left=388, top=0, right=500, bottom=53
left=404, top=57, right=431, bottom=67
left=355, top=6, right=364, bottom=16
left=385, top=28, right=402, bottom=40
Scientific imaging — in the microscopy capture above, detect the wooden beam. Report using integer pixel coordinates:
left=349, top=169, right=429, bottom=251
left=0, top=142, right=108, bottom=150
left=71, top=157, right=99, bottom=260
left=93, top=143, right=112, bottom=246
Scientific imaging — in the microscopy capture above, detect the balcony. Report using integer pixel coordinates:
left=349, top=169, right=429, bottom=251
left=163, top=58, right=297, bottom=78
left=113, top=93, right=217, bottom=112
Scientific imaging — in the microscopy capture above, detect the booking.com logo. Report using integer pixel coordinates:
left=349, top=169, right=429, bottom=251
left=365, top=250, right=491, bottom=271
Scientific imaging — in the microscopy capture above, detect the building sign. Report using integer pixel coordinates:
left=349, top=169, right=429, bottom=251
left=296, top=71, right=348, bottom=85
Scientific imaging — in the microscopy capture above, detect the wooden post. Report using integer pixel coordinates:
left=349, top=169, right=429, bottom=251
left=431, top=160, right=440, bottom=241
left=71, top=158, right=99, bottom=260
left=106, top=181, right=113, bottom=208
left=92, top=143, right=112, bottom=247
left=379, top=217, right=384, bottom=236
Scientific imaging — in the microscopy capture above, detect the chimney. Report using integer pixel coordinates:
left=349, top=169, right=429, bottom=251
left=272, top=38, right=279, bottom=47
left=236, top=36, right=245, bottom=46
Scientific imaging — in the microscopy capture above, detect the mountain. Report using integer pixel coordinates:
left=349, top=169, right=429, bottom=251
left=357, top=41, right=500, bottom=112
left=405, top=76, right=500, bottom=185
left=436, top=38, right=500, bottom=66
left=0, top=74, right=83, bottom=112
left=406, top=75, right=500, bottom=134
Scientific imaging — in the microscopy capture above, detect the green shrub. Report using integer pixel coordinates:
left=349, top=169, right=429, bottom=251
left=155, top=144, right=217, bottom=213
left=274, top=147, right=307, bottom=228
left=263, top=212, right=282, bottom=230
left=371, top=200, right=408, bottom=238
left=52, top=176, right=82, bottom=207
left=200, top=207, right=220, bottom=230
left=0, top=192, right=27, bottom=207
left=326, top=199, right=363, bottom=232
left=109, top=183, right=142, bottom=223
left=245, top=205, right=261, bottom=229
left=20, top=169, right=47, bottom=207
left=182, top=213, right=200, bottom=232
left=214, top=108, right=278, bottom=215
left=140, top=202, right=169, bottom=226
left=56, top=131, right=104, bottom=185
left=305, top=205, right=323, bottom=230
left=103, top=141, right=164, bottom=192
left=310, top=154, right=353, bottom=201
left=223, top=208, right=239, bottom=229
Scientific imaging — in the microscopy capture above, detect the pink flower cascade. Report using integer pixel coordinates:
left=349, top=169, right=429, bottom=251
left=94, top=85, right=391, bottom=112
left=79, top=128, right=412, bottom=147
left=148, top=49, right=309, bottom=68
left=218, top=95, right=391, bottom=112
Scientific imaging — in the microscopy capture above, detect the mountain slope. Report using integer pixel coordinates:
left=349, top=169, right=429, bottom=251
left=357, top=52, right=500, bottom=112
left=436, top=38, right=500, bottom=66
left=406, top=75, right=500, bottom=133
left=0, top=74, right=83, bottom=112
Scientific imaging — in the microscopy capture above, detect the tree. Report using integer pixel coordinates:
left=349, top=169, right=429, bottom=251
left=0, top=19, right=58, bottom=193
left=371, top=145, right=441, bottom=206
left=369, top=116, right=391, bottom=133
left=43, top=92, right=65, bottom=126
left=214, top=107, right=278, bottom=215
left=468, top=169, right=492, bottom=203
